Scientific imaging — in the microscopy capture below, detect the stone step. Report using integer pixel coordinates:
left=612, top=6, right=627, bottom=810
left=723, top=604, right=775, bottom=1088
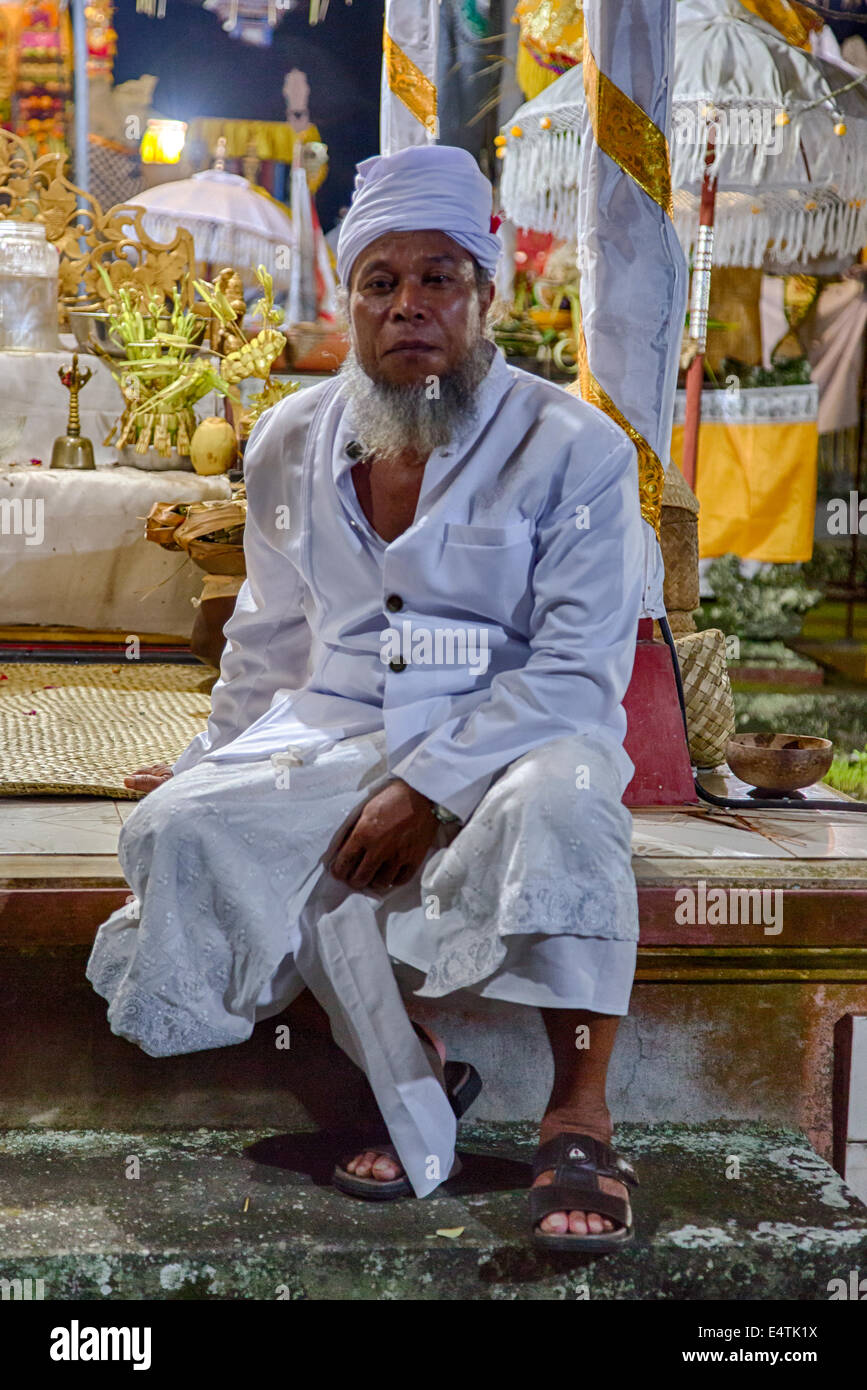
left=1, top=1123, right=865, bottom=1301
left=2, top=944, right=866, bottom=1180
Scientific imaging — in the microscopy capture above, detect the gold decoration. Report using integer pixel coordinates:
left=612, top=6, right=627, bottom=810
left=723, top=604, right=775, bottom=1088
left=203, top=267, right=246, bottom=356
left=771, top=273, right=820, bottom=364
left=567, top=38, right=674, bottom=536
left=570, top=324, right=666, bottom=537
left=738, top=0, right=823, bottom=51
left=515, top=0, right=584, bottom=98
left=583, top=42, right=673, bottom=218
left=517, top=0, right=583, bottom=54
left=0, top=127, right=197, bottom=323
left=382, top=26, right=437, bottom=136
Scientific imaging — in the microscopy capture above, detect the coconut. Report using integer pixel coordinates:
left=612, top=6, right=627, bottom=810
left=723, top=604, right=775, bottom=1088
left=190, top=417, right=238, bottom=475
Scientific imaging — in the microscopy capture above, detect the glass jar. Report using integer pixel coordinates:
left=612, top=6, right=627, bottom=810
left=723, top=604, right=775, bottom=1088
left=0, top=221, right=62, bottom=352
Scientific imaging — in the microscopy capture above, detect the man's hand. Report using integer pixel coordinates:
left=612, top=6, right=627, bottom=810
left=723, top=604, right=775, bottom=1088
left=329, top=778, right=439, bottom=893
left=124, top=762, right=174, bottom=795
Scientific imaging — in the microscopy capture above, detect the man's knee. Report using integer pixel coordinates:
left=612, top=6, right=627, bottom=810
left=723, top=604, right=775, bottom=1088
left=490, top=735, right=632, bottom=854
left=119, top=770, right=206, bottom=855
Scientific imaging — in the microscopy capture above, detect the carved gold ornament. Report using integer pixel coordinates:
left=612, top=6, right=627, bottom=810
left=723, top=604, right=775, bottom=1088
left=0, top=127, right=197, bottom=323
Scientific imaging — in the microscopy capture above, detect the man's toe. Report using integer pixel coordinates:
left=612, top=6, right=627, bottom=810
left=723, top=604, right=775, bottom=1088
left=540, top=1211, right=569, bottom=1234
left=349, top=1150, right=377, bottom=1177
left=372, top=1154, right=401, bottom=1181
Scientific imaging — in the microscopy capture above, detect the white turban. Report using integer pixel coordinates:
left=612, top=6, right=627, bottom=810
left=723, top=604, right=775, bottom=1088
left=336, top=144, right=501, bottom=288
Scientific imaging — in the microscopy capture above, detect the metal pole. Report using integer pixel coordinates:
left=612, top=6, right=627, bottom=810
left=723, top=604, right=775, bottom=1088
left=845, top=309, right=867, bottom=639
left=71, top=0, right=90, bottom=194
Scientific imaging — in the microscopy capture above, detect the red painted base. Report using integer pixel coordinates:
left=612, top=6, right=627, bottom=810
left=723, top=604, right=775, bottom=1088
left=622, top=619, right=698, bottom=806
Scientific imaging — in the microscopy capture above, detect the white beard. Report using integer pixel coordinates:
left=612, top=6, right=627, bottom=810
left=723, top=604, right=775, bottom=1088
left=337, top=334, right=494, bottom=463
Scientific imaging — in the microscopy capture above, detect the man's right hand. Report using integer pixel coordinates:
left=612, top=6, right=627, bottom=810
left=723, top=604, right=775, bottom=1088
left=124, top=763, right=174, bottom=795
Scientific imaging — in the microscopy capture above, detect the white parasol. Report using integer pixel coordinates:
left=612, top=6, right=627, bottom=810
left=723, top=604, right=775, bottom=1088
left=499, top=0, right=867, bottom=268
left=126, top=168, right=295, bottom=284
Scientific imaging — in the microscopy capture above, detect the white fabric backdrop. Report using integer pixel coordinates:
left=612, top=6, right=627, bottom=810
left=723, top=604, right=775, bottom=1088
left=0, top=344, right=124, bottom=469
left=0, top=466, right=231, bottom=636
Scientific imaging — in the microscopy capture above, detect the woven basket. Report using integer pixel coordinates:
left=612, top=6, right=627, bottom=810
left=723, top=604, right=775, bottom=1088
left=674, top=627, right=736, bottom=770
left=660, top=463, right=700, bottom=615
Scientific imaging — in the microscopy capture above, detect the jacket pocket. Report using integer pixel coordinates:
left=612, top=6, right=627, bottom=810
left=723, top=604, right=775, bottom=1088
left=443, top=518, right=533, bottom=547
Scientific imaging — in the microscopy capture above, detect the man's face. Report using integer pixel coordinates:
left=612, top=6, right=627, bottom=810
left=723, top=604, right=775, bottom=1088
left=348, top=230, right=494, bottom=388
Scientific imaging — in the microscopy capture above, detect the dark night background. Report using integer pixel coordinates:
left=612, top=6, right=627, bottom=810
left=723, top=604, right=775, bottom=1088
left=112, top=0, right=386, bottom=231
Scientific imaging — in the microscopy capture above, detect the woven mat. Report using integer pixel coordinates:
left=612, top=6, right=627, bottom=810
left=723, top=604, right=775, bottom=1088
left=0, top=663, right=216, bottom=798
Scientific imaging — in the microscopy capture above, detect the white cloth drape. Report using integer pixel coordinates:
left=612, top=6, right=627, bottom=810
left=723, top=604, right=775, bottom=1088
left=0, top=465, right=231, bottom=635
left=576, top=0, right=687, bottom=620
left=759, top=276, right=867, bottom=435
left=380, top=0, right=440, bottom=155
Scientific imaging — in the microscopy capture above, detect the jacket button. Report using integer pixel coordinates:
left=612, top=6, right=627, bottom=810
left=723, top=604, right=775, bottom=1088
left=389, top=658, right=407, bottom=672
left=386, top=593, right=403, bottom=612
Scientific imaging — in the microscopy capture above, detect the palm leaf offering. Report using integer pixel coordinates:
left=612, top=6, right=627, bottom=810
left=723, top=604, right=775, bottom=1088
left=100, top=265, right=298, bottom=458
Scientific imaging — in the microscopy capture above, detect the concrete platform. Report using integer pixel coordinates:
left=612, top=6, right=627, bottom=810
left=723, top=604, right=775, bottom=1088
left=1, top=777, right=867, bottom=1183
left=1, top=1122, right=865, bottom=1301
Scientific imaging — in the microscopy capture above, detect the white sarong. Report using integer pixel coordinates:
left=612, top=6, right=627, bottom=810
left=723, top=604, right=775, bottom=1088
left=87, top=729, right=638, bottom=1197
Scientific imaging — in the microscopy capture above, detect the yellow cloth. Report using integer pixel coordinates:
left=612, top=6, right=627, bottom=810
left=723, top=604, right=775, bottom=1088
left=737, top=0, right=823, bottom=50
left=670, top=419, right=818, bottom=562
left=186, top=119, right=327, bottom=192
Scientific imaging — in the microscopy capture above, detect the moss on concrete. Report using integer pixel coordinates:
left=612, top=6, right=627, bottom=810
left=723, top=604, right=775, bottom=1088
left=1, top=1121, right=865, bottom=1300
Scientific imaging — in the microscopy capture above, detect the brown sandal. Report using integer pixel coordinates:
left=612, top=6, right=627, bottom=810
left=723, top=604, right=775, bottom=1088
left=530, top=1132, right=638, bottom=1253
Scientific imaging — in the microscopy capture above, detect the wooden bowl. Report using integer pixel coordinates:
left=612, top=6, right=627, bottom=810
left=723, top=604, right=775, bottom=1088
left=725, top=732, right=833, bottom=796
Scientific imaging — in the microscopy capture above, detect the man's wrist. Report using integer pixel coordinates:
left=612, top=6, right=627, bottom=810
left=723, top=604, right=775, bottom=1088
left=393, top=779, right=461, bottom=826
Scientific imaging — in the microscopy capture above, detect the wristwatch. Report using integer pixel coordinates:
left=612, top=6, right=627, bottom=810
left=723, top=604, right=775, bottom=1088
left=431, top=802, right=462, bottom=826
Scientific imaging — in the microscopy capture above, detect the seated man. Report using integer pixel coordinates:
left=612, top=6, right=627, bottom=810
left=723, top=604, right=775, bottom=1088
left=88, top=144, right=643, bottom=1253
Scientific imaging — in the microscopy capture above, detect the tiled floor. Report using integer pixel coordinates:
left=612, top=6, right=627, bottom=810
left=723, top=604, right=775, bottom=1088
left=0, top=797, right=125, bottom=855
left=0, top=770, right=865, bottom=864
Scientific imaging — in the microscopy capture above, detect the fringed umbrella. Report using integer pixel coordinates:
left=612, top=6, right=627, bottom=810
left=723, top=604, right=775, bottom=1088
left=497, top=0, right=867, bottom=482
left=126, top=168, right=296, bottom=286
left=500, top=0, right=867, bottom=264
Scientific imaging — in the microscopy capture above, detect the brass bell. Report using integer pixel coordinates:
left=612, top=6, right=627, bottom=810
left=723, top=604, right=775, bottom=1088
left=51, top=354, right=95, bottom=469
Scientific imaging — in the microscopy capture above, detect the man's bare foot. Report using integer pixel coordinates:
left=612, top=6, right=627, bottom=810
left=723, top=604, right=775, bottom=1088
left=533, top=1107, right=627, bottom=1237
left=343, top=1023, right=446, bottom=1185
